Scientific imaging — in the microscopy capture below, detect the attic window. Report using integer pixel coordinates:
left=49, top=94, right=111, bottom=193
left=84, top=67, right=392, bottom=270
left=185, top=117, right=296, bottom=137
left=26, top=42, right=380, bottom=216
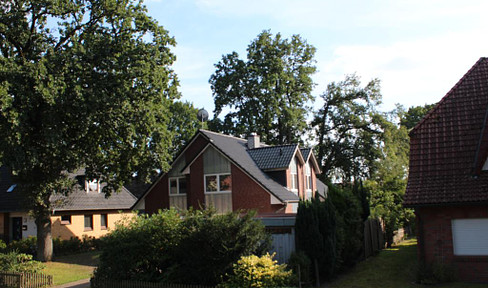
left=86, top=179, right=100, bottom=193
left=6, top=184, right=16, bottom=193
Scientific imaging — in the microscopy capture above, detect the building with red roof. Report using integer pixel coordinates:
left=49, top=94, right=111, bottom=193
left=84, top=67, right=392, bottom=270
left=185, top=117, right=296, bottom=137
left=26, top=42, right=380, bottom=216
left=405, top=57, right=488, bottom=282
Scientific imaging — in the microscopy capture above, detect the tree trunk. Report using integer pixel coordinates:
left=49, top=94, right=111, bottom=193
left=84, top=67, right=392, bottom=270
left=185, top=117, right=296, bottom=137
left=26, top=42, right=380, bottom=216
left=35, top=208, right=53, bottom=262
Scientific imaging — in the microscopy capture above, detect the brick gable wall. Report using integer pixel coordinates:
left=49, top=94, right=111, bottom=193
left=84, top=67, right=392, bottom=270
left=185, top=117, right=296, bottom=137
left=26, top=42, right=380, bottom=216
left=417, top=205, right=488, bottom=282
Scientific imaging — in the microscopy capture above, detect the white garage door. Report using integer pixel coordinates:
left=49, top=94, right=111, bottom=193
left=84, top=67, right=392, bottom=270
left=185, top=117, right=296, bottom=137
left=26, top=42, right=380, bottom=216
left=452, top=218, right=488, bottom=256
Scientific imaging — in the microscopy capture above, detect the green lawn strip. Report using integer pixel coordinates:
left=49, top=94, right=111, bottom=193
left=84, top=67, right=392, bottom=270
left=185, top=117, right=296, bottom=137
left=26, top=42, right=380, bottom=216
left=43, top=251, right=99, bottom=285
left=328, top=239, right=486, bottom=288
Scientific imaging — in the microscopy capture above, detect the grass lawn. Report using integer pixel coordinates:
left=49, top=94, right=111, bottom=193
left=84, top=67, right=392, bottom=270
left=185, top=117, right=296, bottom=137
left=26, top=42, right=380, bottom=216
left=42, top=251, right=99, bottom=286
left=327, top=238, right=487, bottom=288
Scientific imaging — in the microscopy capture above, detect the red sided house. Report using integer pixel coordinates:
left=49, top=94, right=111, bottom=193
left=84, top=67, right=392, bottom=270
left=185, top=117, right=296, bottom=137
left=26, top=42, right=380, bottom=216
left=133, top=129, right=327, bottom=262
left=404, top=57, right=488, bottom=282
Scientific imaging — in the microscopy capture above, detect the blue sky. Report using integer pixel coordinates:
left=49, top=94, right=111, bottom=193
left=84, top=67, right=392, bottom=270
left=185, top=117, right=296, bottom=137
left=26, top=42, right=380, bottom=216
left=144, top=0, right=488, bottom=117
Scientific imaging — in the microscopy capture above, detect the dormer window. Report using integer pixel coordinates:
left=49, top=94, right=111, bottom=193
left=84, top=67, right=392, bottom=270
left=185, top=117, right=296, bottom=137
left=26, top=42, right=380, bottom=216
left=86, top=179, right=100, bottom=193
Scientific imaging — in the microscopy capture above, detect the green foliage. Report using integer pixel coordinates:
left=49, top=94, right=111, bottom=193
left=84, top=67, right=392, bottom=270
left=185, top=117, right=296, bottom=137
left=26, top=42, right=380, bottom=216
left=94, top=209, right=270, bottom=286
left=328, top=184, right=364, bottom=271
left=288, top=251, right=312, bottom=284
left=0, top=251, right=44, bottom=273
left=95, top=209, right=183, bottom=282
left=209, top=30, right=316, bottom=144
left=168, top=210, right=271, bottom=285
left=312, top=74, right=383, bottom=181
left=416, top=261, right=457, bottom=285
left=0, top=0, right=180, bottom=260
left=168, top=101, right=203, bottom=157
left=219, top=253, right=293, bottom=288
left=367, top=109, right=415, bottom=247
left=0, top=239, right=5, bottom=251
left=7, top=237, right=37, bottom=256
left=295, top=195, right=337, bottom=280
left=400, top=103, right=436, bottom=130
left=53, top=236, right=101, bottom=256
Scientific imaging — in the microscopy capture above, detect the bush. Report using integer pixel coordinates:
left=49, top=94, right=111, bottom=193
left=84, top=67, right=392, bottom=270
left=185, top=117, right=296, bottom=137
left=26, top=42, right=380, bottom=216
left=219, top=253, right=293, bottom=288
left=7, top=237, right=37, bottom=256
left=288, top=251, right=312, bottom=284
left=0, top=251, right=44, bottom=273
left=416, top=261, right=457, bottom=285
left=94, top=208, right=271, bottom=286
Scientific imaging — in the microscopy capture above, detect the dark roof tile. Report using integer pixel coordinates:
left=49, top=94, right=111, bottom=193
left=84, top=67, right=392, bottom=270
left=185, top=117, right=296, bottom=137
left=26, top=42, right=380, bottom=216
left=405, top=57, right=488, bottom=206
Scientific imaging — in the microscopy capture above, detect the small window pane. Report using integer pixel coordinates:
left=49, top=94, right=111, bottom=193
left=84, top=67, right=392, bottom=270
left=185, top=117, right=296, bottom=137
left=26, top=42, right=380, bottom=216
left=170, top=179, right=178, bottom=194
left=61, top=215, right=71, bottom=225
left=84, top=215, right=93, bottom=230
left=220, top=174, right=232, bottom=191
left=101, top=214, right=108, bottom=229
left=206, top=175, right=218, bottom=192
left=292, top=174, right=298, bottom=190
left=179, top=178, right=187, bottom=194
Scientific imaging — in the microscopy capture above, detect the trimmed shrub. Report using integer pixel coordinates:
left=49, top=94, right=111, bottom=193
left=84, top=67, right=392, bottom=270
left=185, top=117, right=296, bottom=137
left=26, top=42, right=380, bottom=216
left=219, top=253, right=293, bottom=288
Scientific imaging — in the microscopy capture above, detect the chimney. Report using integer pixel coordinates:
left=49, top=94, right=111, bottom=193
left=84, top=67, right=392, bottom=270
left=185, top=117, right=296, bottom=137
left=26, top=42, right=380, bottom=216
left=248, top=133, right=260, bottom=149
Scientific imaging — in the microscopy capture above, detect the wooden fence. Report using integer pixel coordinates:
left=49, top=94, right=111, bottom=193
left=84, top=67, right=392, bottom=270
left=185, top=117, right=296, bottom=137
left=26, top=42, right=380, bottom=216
left=0, top=271, right=53, bottom=288
left=363, top=218, right=385, bottom=259
left=90, top=278, right=214, bottom=288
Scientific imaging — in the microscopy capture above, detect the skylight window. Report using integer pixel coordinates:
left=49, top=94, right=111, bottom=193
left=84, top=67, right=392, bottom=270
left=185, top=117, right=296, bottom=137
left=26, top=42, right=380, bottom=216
left=6, top=184, right=17, bottom=193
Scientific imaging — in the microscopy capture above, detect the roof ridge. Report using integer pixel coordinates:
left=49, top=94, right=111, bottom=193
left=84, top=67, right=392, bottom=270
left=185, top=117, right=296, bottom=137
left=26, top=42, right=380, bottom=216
left=199, top=129, right=246, bottom=142
left=410, top=57, right=488, bottom=135
left=250, top=144, right=298, bottom=150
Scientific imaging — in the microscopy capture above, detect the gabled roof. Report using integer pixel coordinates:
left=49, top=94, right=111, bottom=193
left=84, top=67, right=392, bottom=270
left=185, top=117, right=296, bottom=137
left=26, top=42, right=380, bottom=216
left=405, top=57, right=488, bottom=207
left=0, top=167, right=137, bottom=212
left=248, top=144, right=299, bottom=170
left=199, top=130, right=299, bottom=202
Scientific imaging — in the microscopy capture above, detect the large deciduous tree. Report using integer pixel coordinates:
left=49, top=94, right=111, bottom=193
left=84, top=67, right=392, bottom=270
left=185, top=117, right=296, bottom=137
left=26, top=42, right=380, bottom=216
left=209, top=30, right=316, bottom=145
left=0, top=0, right=179, bottom=261
left=312, top=74, right=383, bottom=182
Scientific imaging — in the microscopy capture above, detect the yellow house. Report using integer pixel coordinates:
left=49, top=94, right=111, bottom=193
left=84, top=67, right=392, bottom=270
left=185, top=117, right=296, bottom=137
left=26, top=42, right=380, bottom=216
left=0, top=167, right=140, bottom=242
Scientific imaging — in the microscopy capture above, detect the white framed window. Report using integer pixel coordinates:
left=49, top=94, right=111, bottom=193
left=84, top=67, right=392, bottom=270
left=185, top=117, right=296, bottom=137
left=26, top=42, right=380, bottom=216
left=86, top=179, right=100, bottom=193
left=305, top=163, right=312, bottom=200
left=452, top=218, right=488, bottom=256
left=169, top=177, right=187, bottom=195
left=205, top=173, right=232, bottom=193
left=290, top=157, right=298, bottom=193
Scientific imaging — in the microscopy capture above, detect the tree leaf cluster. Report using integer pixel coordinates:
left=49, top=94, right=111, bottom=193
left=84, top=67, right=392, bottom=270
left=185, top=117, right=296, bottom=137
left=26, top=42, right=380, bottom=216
left=0, top=0, right=183, bottom=261
left=209, top=30, right=316, bottom=144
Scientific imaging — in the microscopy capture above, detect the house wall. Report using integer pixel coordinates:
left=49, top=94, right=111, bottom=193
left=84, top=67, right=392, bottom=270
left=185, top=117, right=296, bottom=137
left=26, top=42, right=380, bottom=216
left=145, top=175, right=169, bottom=214
left=231, top=164, right=284, bottom=214
left=188, top=155, right=205, bottom=209
left=51, top=210, right=134, bottom=240
left=266, top=171, right=287, bottom=187
left=416, top=205, right=488, bottom=282
left=9, top=212, right=36, bottom=239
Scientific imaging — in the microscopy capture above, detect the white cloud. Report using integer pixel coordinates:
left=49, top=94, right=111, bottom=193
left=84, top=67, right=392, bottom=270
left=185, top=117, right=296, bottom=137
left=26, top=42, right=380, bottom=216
left=316, top=28, right=488, bottom=110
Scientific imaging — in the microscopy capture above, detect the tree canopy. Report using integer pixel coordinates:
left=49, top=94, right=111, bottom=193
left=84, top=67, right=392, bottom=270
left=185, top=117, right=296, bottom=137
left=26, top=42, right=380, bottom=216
left=209, top=30, right=316, bottom=144
left=312, top=74, right=383, bottom=181
left=0, top=0, right=179, bottom=260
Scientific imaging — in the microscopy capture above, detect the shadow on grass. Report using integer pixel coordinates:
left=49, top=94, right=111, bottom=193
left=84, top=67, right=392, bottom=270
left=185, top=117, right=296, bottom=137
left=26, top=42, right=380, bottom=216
left=327, top=239, right=488, bottom=288
left=52, top=251, right=100, bottom=267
